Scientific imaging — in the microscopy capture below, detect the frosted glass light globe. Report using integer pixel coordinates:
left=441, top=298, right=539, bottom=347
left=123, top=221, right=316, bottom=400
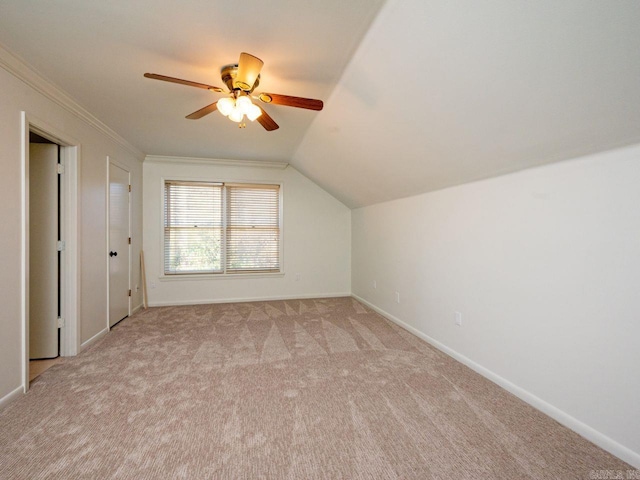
left=247, top=103, right=262, bottom=121
left=217, top=97, right=235, bottom=116
left=236, top=95, right=253, bottom=114
left=228, top=107, right=244, bottom=123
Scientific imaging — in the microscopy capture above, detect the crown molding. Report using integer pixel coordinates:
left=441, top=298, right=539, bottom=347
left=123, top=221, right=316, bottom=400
left=0, top=43, right=144, bottom=159
left=144, top=155, right=289, bottom=169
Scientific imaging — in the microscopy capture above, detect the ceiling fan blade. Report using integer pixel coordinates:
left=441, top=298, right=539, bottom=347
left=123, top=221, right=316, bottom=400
left=256, top=106, right=279, bottom=131
left=185, top=102, right=218, bottom=120
left=259, top=93, right=323, bottom=111
left=144, top=73, right=224, bottom=92
left=234, top=53, right=264, bottom=91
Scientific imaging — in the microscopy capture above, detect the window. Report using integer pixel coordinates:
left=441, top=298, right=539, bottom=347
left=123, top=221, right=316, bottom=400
left=164, top=181, right=281, bottom=275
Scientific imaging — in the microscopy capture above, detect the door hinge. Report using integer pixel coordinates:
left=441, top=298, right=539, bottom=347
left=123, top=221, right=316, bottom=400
left=57, top=317, right=65, bottom=328
left=128, top=237, right=131, bottom=245
left=128, top=184, right=131, bottom=193
left=57, top=163, right=65, bottom=174
left=57, top=240, right=66, bottom=251
left=128, top=289, right=132, bottom=297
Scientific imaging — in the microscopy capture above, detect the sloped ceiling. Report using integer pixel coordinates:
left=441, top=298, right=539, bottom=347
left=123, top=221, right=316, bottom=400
left=1, top=1, right=640, bottom=208
left=294, top=0, right=640, bottom=207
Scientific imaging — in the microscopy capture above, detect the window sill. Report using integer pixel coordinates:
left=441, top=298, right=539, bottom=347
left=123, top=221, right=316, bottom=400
left=159, top=272, right=285, bottom=281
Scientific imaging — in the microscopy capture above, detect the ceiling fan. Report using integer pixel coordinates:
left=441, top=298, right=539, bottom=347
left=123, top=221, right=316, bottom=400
left=144, top=52, right=323, bottom=131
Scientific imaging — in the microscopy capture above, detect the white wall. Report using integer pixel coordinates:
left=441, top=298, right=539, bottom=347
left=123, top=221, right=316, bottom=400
left=143, top=158, right=351, bottom=305
left=352, top=145, right=640, bottom=467
left=0, top=50, right=144, bottom=403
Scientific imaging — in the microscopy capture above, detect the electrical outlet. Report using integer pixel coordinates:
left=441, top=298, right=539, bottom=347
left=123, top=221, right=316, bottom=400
left=150, top=282, right=156, bottom=289
left=295, top=273, right=301, bottom=282
left=395, top=292, right=400, bottom=304
left=455, top=311, right=462, bottom=327
left=135, top=284, right=139, bottom=292
left=373, top=280, right=377, bottom=289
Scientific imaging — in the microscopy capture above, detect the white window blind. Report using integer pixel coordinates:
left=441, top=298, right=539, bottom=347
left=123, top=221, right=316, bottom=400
left=226, top=184, right=280, bottom=273
left=164, top=181, right=223, bottom=274
left=164, top=181, right=280, bottom=275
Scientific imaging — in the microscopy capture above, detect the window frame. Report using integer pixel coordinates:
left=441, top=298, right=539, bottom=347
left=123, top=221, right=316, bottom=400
left=160, top=176, right=284, bottom=280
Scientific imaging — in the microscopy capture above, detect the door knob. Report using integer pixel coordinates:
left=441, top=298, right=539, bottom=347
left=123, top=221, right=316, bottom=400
left=109, top=251, right=118, bottom=257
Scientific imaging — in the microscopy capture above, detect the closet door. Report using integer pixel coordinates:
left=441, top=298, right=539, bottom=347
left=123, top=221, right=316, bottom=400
left=29, top=144, right=59, bottom=359
left=108, top=162, right=130, bottom=327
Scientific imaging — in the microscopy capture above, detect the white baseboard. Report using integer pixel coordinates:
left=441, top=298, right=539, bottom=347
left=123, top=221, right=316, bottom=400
left=0, top=386, right=23, bottom=410
left=351, top=294, right=640, bottom=469
left=80, top=327, right=108, bottom=351
left=148, top=292, right=352, bottom=307
left=131, top=303, right=144, bottom=315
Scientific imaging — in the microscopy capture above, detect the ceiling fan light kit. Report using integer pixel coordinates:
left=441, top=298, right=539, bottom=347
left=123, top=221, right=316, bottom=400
left=144, top=52, right=324, bottom=131
left=217, top=93, right=262, bottom=126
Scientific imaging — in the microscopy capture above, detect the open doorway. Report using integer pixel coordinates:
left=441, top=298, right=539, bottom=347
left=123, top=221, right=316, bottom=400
left=22, top=113, right=80, bottom=392
left=28, top=133, right=61, bottom=380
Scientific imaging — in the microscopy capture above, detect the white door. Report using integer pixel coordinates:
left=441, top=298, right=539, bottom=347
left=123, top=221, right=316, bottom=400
left=108, top=163, right=130, bottom=327
left=29, top=144, right=59, bottom=359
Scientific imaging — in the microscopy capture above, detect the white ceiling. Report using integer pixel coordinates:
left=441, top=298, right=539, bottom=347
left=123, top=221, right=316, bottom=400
left=1, top=0, right=639, bottom=208
left=0, top=0, right=385, bottom=160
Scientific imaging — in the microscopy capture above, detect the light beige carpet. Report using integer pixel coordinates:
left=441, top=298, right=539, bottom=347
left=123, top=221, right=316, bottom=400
left=0, top=297, right=632, bottom=479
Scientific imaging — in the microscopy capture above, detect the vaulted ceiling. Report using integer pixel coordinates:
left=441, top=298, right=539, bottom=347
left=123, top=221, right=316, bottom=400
left=1, top=0, right=639, bottom=207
